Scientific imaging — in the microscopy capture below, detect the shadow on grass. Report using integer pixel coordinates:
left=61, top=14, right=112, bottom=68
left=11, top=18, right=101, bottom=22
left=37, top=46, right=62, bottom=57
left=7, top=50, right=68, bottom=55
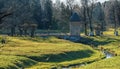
left=76, top=37, right=120, bottom=47
left=28, top=50, right=94, bottom=62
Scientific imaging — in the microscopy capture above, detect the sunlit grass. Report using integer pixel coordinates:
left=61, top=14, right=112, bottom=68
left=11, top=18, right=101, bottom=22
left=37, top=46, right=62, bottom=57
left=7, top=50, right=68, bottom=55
left=0, top=36, right=103, bottom=69
left=74, top=28, right=120, bottom=69
left=1, top=28, right=120, bottom=69
left=0, top=55, right=36, bottom=69
left=78, top=56, right=120, bottom=69
left=1, top=36, right=91, bottom=56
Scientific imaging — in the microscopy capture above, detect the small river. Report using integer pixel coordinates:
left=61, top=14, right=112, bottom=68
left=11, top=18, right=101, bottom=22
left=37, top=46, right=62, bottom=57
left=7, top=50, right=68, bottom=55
left=56, top=37, right=114, bottom=69
left=61, top=50, right=114, bottom=69
left=103, top=51, right=114, bottom=58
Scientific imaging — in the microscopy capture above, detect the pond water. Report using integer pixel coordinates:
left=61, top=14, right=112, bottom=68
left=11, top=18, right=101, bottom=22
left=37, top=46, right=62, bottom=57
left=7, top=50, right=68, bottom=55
left=61, top=50, right=114, bottom=69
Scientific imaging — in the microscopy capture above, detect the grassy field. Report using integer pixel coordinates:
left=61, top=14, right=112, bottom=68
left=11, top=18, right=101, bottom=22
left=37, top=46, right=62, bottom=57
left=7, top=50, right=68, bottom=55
left=0, top=55, right=36, bottom=69
left=74, top=29, right=120, bottom=69
left=74, top=36, right=120, bottom=69
left=1, top=29, right=120, bottom=69
left=0, top=36, right=103, bottom=69
left=76, top=56, right=120, bottom=69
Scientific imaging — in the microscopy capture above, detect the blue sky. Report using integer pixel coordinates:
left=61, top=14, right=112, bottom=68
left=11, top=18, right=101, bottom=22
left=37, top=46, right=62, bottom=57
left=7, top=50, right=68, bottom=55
left=52, top=0, right=109, bottom=3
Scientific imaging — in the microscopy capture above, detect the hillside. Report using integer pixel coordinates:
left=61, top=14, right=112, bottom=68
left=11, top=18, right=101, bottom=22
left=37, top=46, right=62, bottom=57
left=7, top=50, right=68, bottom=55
left=0, top=36, right=103, bottom=69
left=73, top=29, right=120, bottom=69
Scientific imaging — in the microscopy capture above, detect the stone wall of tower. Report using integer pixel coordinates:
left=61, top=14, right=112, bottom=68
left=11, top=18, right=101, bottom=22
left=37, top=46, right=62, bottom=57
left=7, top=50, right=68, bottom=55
left=70, top=22, right=81, bottom=36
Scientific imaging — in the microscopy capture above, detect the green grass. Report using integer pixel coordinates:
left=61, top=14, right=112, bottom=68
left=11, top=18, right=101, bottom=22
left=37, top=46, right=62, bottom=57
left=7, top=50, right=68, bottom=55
left=77, top=56, right=120, bottom=69
left=0, top=36, right=103, bottom=69
left=83, top=35, right=120, bottom=55
left=1, top=28, right=120, bottom=69
left=73, top=29, right=120, bottom=69
left=26, top=50, right=103, bottom=69
left=0, top=55, right=36, bottom=69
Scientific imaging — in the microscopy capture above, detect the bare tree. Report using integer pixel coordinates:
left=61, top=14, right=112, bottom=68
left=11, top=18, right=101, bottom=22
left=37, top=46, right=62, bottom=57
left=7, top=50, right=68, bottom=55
left=113, top=0, right=120, bottom=36
left=93, top=2, right=105, bottom=36
left=107, top=0, right=120, bottom=36
left=66, top=0, right=75, bottom=15
left=29, top=24, right=37, bottom=37
left=80, top=0, right=97, bottom=36
left=80, top=0, right=89, bottom=36
left=88, top=0, right=97, bottom=36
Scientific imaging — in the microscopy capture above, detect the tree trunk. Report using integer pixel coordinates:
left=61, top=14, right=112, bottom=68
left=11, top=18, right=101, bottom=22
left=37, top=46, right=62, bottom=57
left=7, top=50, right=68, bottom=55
left=24, top=29, right=28, bottom=36
left=30, top=29, right=35, bottom=37
left=10, top=27, right=15, bottom=36
left=101, top=21, right=104, bottom=35
left=85, top=23, right=88, bottom=36
left=114, top=9, right=118, bottom=36
left=89, top=20, right=94, bottom=36
left=19, top=28, right=23, bottom=36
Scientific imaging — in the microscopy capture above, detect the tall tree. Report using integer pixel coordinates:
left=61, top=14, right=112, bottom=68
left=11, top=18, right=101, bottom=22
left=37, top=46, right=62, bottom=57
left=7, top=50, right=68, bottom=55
left=31, top=0, right=42, bottom=29
left=113, top=0, right=120, bottom=36
left=66, top=0, right=75, bottom=15
left=52, top=0, right=61, bottom=30
left=60, top=2, right=70, bottom=32
left=43, top=0, right=53, bottom=29
left=93, top=2, right=105, bottom=35
left=106, top=0, right=120, bottom=36
left=88, top=0, right=97, bottom=36
left=80, top=0, right=89, bottom=36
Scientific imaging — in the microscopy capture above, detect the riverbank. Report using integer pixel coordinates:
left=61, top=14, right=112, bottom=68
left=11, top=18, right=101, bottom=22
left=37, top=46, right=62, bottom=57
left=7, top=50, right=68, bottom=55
left=0, top=36, right=103, bottom=69
left=59, top=46, right=115, bottom=69
left=72, top=35, right=120, bottom=69
left=77, top=56, right=120, bottom=69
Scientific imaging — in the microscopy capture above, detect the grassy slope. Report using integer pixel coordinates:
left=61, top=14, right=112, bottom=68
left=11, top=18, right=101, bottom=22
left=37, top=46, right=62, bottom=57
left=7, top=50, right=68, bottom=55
left=0, top=55, right=36, bottom=69
left=79, top=56, right=120, bottom=69
left=93, top=36, right=120, bottom=55
left=86, top=29, right=120, bottom=55
left=0, top=36, right=103, bottom=69
left=74, top=29, right=120, bottom=69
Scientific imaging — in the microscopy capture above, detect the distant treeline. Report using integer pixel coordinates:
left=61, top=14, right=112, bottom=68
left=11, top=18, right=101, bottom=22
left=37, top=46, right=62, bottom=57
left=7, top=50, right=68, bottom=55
left=0, top=0, right=120, bottom=36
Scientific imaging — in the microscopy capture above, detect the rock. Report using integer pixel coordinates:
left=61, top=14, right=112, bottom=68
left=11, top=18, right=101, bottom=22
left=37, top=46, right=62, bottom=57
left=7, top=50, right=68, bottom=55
left=114, top=31, right=118, bottom=36
left=89, top=32, right=94, bottom=36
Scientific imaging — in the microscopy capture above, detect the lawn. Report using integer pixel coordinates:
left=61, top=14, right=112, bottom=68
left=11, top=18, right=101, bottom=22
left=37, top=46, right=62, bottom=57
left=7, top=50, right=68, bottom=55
left=74, top=36, right=120, bottom=69
left=73, top=29, right=120, bottom=69
left=2, top=29, right=120, bottom=69
left=0, top=36, right=103, bottom=69
left=77, top=56, right=120, bottom=69
left=0, top=55, right=36, bottom=69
